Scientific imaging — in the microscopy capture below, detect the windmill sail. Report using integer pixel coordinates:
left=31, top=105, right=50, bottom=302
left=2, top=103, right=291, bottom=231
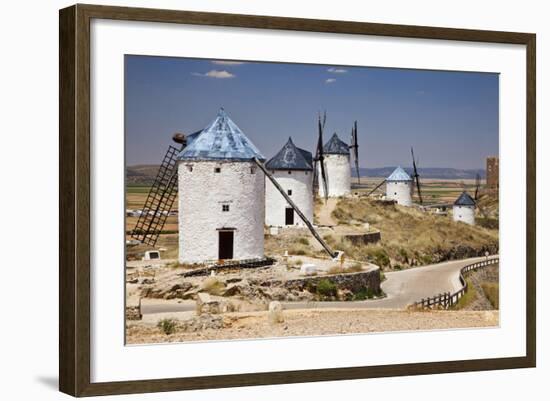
left=350, top=120, right=360, bottom=185
left=474, top=173, right=481, bottom=201
left=130, top=134, right=187, bottom=246
left=366, top=179, right=386, bottom=196
left=313, top=112, right=328, bottom=201
left=411, top=147, right=423, bottom=204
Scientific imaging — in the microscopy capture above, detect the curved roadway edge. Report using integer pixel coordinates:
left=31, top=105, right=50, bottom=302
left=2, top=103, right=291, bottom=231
left=139, top=255, right=498, bottom=316
left=281, top=255, right=498, bottom=310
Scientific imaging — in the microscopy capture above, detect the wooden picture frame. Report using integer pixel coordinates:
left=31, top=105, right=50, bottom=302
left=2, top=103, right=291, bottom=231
left=59, top=3, right=536, bottom=397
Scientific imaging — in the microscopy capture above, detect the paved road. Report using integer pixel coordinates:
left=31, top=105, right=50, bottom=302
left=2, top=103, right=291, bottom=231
left=284, top=255, right=494, bottom=310
left=140, top=256, right=496, bottom=315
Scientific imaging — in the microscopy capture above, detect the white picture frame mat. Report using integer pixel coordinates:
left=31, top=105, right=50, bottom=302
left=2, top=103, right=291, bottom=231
left=90, top=19, right=526, bottom=383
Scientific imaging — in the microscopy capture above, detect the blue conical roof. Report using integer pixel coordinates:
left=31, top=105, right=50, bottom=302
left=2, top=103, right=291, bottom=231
left=454, top=191, right=476, bottom=206
left=265, top=137, right=313, bottom=171
left=178, top=108, right=265, bottom=161
left=323, top=133, right=350, bottom=155
left=387, top=166, right=412, bottom=182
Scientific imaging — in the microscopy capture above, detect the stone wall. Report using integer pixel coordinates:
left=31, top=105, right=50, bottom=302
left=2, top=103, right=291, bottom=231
left=343, top=231, right=381, bottom=245
left=125, top=306, right=142, bottom=321
left=271, top=268, right=381, bottom=294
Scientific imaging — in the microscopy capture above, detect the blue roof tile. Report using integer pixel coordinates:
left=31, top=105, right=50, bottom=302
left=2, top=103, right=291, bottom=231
left=265, top=137, right=313, bottom=171
left=178, top=108, right=265, bottom=161
left=387, top=166, right=412, bottom=182
left=454, top=191, right=476, bottom=206
left=323, top=133, right=350, bottom=155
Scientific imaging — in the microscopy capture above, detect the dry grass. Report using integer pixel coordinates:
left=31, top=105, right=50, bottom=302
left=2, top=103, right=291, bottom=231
left=200, top=277, right=225, bottom=295
left=330, top=197, right=498, bottom=269
left=481, top=283, right=499, bottom=309
left=327, top=263, right=364, bottom=274
left=454, top=279, right=477, bottom=309
left=126, top=233, right=179, bottom=260
left=327, top=265, right=346, bottom=274
left=264, top=229, right=325, bottom=259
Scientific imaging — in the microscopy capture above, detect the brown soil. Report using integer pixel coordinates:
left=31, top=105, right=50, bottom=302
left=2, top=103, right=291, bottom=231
left=126, top=308, right=498, bottom=344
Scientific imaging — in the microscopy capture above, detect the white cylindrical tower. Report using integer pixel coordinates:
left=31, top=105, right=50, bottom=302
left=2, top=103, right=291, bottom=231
left=318, top=133, right=351, bottom=198
left=452, top=191, right=476, bottom=225
left=177, top=109, right=266, bottom=264
left=385, top=166, right=413, bottom=206
left=265, top=138, right=313, bottom=227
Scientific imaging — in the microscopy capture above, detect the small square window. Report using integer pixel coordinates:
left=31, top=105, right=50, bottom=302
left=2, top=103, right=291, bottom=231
left=287, top=189, right=292, bottom=196
left=222, top=204, right=230, bottom=212
left=250, top=167, right=256, bottom=174
left=215, top=167, right=221, bottom=173
left=288, top=171, right=292, bottom=175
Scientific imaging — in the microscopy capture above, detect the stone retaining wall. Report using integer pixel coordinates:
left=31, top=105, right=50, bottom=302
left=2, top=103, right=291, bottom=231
left=270, top=268, right=381, bottom=294
left=343, top=231, right=381, bottom=245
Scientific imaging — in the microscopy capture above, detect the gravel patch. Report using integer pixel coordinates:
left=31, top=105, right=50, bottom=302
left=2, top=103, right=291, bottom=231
left=126, top=308, right=498, bottom=344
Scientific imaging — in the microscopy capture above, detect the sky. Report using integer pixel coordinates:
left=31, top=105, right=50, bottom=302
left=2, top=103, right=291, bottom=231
left=125, top=55, right=498, bottom=169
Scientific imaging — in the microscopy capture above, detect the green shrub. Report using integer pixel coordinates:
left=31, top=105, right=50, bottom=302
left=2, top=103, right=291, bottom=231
left=157, top=318, right=177, bottom=335
left=297, top=237, right=310, bottom=246
left=369, top=248, right=390, bottom=267
left=316, top=279, right=338, bottom=298
left=353, top=287, right=376, bottom=300
left=398, top=248, right=409, bottom=263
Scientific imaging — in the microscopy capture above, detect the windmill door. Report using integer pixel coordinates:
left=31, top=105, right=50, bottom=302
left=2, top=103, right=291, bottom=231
left=285, top=207, right=294, bottom=225
left=218, top=231, right=234, bottom=260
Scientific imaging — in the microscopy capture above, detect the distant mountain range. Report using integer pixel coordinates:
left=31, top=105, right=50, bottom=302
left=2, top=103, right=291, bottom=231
left=353, top=167, right=485, bottom=179
left=127, top=164, right=485, bottom=185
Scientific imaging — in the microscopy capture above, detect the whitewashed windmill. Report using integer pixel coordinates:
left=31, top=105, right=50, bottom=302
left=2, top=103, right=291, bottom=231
left=265, top=138, right=314, bottom=227
left=452, top=191, right=476, bottom=225
left=176, top=108, right=266, bottom=264
left=318, top=132, right=351, bottom=198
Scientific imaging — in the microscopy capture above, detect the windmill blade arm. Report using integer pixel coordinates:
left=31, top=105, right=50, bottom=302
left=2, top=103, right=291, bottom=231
left=367, top=179, right=386, bottom=196
left=319, top=158, right=328, bottom=200
left=253, top=158, right=337, bottom=258
left=415, top=177, right=423, bottom=204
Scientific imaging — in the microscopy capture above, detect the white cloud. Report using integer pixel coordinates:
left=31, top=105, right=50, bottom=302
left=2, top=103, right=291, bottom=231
left=211, top=60, right=245, bottom=66
left=192, top=70, right=236, bottom=79
left=325, top=78, right=336, bottom=84
left=327, top=67, right=348, bottom=74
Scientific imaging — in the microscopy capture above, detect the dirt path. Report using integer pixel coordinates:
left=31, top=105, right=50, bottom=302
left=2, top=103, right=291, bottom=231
left=317, top=198, right=339, bottom=226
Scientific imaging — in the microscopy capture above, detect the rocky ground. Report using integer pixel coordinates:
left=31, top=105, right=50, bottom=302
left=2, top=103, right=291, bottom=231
left=126, top=308, right=499, bottom=344
left=127, top=256, right=381, bottom=307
